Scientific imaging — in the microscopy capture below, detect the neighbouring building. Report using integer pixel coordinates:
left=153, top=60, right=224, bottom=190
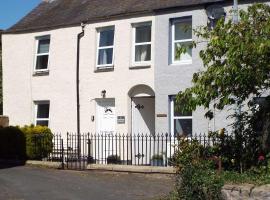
left=2, top=0, right=269, bottom=137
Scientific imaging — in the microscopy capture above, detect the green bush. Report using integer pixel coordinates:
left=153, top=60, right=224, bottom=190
left=20, top=125, right=53, bottom=160
left=172, top=138, right=223, bottom=200
left=151, top=154, right=164, bottom=160
left=0, top=126, right=26, bottom=159
left=176, top=164, right=223, bottom=200
left=107, top=155, right=121, bottom=164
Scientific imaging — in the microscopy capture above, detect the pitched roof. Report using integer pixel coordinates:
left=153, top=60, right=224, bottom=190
left=5, top=0, right=223, bottom=34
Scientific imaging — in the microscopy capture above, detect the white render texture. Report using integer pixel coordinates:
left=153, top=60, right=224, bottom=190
left=2, top=16, right=155, bottom=133
left=3, top=1, right=269, bottom=135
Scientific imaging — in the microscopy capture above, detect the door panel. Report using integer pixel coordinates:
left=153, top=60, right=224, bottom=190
left=132, top=97, right=155, bottom=164
left=132, top=97, right=155, bottom=134
left=96, top=99, right=116, bottom=163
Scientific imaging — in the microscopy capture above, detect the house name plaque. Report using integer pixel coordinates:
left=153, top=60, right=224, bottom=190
left=117, top=116, right=125, bottom=124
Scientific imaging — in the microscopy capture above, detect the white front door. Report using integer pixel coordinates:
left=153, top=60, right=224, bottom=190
left=96, top=99, right=116, bottom=163
left=96, top=99, right=116, bottom=133
left=132, top=97, right=155, bottom=134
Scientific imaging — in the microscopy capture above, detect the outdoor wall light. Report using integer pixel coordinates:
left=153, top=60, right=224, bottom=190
left=101, top=90, right=106, bottom=98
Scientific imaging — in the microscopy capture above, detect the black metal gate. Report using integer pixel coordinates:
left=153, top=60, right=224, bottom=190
left=65, top=133, right=91, bottom=170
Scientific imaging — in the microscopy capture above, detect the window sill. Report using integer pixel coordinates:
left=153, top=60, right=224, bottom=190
left=94, top=66, right=114, bottom=73
left=129, top=65, right=151, bottom=70
left=33, top=70, right=49, bottom=76
left=170, top=61, right=192, bottom=66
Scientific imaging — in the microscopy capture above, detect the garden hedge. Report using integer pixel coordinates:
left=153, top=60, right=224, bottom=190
left=0, top=125, right=53, bottom=160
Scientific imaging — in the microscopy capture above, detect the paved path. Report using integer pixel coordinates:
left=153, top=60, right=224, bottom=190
left=0, top=165, right=174, bottom=200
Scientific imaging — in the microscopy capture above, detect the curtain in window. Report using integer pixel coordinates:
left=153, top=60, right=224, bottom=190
left=135, top=45, right=151, bottom=62
left=98, top=48, right=113, bottom=65
left=38, top=39, right=50, bottom=54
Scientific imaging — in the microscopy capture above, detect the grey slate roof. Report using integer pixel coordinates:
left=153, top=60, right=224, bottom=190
left=6, top=0, right=224, bottom=34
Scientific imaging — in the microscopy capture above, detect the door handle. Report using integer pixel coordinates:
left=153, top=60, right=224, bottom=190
left=135, top=104, right=144, bottom=110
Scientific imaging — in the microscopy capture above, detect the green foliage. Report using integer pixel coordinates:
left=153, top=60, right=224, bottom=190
left=0, top=126, right=26, bottom=159
left=174, top=2, right=270, bottom=172
left=220, top=170, right=270, bottom=185
left=107, top=155, right=121, bottom=164
left=167, top=4, right=270, bottom=199
left=20, top=125, right=53, bottom=160
left=176, top=3, right=270, bottom=115
left=176, top=165, right=223, bottom=200
left=172, top=138, right=223, bottom=200
left=152, top=154, right=164, bottom=160
left=0, top=125, right=53, bottom=160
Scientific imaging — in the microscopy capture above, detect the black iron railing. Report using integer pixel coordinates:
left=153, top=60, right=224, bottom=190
left=27, top=132, right=221, bottom=169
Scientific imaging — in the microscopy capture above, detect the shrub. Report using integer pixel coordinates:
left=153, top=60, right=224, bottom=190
left=176, top=163, right=223, bottom=200
left=172, top=138, right=223, bottom=200
left=20, top=125, right=53, bottom=160
left=0, top=126, right=26, bottom=160
left=152, top=154, right=164, bottom=160
left=107, top=155, right=121, bottom=164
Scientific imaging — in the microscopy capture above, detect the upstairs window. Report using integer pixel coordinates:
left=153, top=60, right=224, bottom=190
left=96, top=27, right=115, bottom=69
left=35, top=36, right=50, bottom=71
left=35, top=101, right=50, bottom=127
left=132, top=22, right=152, bottom=66
left=170, top=97, right=192, bottom=136
left=171, top=17, right=192, bottom=64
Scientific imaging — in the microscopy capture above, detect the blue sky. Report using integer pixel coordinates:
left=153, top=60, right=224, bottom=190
left=0, top=0, right=41, bottom=30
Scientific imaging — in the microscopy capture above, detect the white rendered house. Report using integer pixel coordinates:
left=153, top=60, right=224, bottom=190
left=2, top=0, right=267, bottom=138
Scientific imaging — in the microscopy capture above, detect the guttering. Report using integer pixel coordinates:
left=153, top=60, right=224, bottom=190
left=76, top=22, right=85, bottom=160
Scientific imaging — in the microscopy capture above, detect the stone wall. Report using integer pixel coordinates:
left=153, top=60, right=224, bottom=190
left=0, top=116, right=9, bottom=127
left=222, top=184, right=270, bottom=200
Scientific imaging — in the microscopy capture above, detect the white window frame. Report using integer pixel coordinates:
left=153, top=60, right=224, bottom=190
left=131, top=22, right=152, bottom=67
left=96, top=26, right=115, bottom=69
left=34, top=101, right=50, bottom=127
left=170, top=97, right=193, bottom=135
left=171, top=17, right=192, bottom=65
left=34, top=35, right=50, bottom=73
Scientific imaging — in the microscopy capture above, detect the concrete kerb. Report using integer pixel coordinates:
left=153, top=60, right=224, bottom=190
left=26, top=160, right=63, bottom=169
left=25, top=161, right=176, bottom=174
left=87, top=164, right=176, bottom=174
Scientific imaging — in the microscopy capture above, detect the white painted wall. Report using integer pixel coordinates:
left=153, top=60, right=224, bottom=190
left=154, top=1, right=270, bottom=133
left=2, top=15, right=155, bottom=134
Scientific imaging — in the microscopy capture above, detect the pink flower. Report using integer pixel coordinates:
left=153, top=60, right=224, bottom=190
left=258, top=155, right=265, bottom=161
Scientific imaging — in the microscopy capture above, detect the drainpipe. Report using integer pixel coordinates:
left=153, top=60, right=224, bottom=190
left=76, top=22, right=85, bottom=160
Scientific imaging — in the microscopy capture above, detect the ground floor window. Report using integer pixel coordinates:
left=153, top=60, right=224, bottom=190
left=170, top=96, right=192, bottom=136
left=34, top=101, right=50, bottom=127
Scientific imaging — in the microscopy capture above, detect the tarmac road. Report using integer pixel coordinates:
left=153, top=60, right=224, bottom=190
left=0, top=165, right=174, bottom=200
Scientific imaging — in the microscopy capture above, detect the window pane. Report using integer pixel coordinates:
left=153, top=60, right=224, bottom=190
left=174, top=119, right=192, bottom=136
left=99, top=29, right=114, bottom=47
left=173, top=99, right=192, bottom=116
left=37, top=104, right=50, bottom=118
left=135, top=25, right=151, bottom=43
left=174, top=42, right=192, bottom=61
left=38, top=39, right=50, bottom=54
left=135, top=44, right=151, bottom=62
left=98, top=48, right=113, bottom=65
left=175, top=20, right=192, bottom=40
left=36, top=55, right=49, bottom=70
left=36, top=120, right=49, bottom=127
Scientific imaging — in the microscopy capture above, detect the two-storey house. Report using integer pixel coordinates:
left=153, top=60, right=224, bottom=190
left=2, top=0, right=268, bottom=137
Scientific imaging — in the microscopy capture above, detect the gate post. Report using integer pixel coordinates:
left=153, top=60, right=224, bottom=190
left=88, top=138, right=91, bottom=164
left=66, top=132, right=69, bottom=169
left=61, top=138, right=64, bottom=169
